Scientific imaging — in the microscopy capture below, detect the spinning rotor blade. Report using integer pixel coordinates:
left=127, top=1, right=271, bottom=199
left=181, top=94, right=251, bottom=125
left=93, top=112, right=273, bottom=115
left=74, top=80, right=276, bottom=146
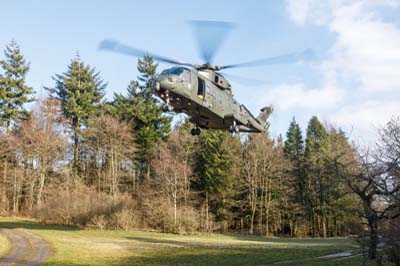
left=190, top=20, right=235, bottom=64
left=99, top=39, right=193, bottom=67
left=219, top=49, right=315, bottom=70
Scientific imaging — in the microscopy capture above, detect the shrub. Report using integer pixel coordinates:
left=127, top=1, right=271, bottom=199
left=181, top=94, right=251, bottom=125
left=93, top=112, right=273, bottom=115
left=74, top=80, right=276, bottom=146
left=111, top=208, right=140, bottom=230
left=34, top=183, right=138, bottom=229
left=89, top=215, right=108, bottom=230
left=176, top=206, right=200, bottom=234
left=142, top=197, right=200, bottom=234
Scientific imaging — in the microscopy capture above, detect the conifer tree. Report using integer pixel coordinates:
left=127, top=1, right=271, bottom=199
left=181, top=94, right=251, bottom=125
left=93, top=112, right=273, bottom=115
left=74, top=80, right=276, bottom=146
left=305, top=116, right=329, bottom=237
left=0, top=40, right=33, bottom=211
left=47, top=56, right=105, bottom=174
left=325, top=126, right=360, bottom=237
left=135, top=55, right=171, bottom=167
left=111, top=55, right=170, bottom=177
left=0, top=40, right=34, bottom=129
left=284, top=117, right=305, bottom=204
left=194, top=130, right=234, bottom=231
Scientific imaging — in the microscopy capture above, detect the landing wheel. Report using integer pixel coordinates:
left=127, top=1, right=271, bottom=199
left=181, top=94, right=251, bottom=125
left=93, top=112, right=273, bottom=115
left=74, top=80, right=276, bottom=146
left=191, top=127, right=201, bottom=136
left=162, top=104, right=174, bottom=112
left=162, top=95, right=173, bottom=112
left=229, top=121, right=240, bottom=134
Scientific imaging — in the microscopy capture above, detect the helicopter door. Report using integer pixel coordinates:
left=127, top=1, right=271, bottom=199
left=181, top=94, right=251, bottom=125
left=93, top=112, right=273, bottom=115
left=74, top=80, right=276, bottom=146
left=197, top=77, right=205, bottom=100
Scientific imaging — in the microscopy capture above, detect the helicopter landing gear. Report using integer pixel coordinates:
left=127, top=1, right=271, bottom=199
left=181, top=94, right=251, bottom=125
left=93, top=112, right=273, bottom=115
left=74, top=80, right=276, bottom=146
left=162, top=96, right=174, bottom=112
left=191, top=127, right=201, bottom=136
left=229, top=121, right=240, bottom=135
left=162, top=104, right=174, bottom=112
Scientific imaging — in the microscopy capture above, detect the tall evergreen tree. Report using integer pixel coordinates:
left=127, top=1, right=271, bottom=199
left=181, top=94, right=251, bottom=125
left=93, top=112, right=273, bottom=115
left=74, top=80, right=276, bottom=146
left=194, top=130, right=234, bottom=231
left=284, top=117, right=305, bottom=204
left=111, top=55, right=171, bottom=177
left=0, top=40, right=34, bottom=129
left=305, top=116, right=329, bottom=237
left=0, top=40, right=33, bottom=211
left=137, top=55, right=157, bottom=94
left=325, top=126, right=360, bottom=237
left=47, top=56, right=106, bottom=174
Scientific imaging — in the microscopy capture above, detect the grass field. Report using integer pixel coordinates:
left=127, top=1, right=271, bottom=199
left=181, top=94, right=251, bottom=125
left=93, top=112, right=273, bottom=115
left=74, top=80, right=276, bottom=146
left=0, top=219, right=363, bottom=266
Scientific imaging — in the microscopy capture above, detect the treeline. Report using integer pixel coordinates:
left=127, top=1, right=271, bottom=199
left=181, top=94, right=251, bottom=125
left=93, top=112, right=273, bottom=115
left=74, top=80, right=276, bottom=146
left=0, top=41, right=399, bottom=263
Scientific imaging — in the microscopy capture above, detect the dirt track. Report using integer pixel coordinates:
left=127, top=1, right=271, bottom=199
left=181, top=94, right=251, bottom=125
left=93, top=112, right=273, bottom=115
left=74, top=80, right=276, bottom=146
left=0, top=228, right=52, bottom=266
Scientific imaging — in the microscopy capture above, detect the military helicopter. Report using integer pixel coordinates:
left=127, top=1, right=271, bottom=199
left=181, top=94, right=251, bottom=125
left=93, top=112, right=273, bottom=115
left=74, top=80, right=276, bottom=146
left=100, top=21, right=313, bottom=135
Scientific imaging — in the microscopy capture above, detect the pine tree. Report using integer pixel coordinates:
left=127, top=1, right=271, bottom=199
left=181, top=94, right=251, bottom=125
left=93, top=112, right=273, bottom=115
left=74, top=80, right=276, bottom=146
left=194, top=130, right=234, bottom=231
left=196, top=131, right=232, bottom=196
left=137, top=55, right=157, bottom=94
left=284, top=117, right=305, bottom=204
left=0, top=40, right=34, bottom=129
left=47, top=56, right=106, bottom=174
left=136, top=56, right=170, bottom=168
left=325, top=126, right=360, bottom=237
left=305, top=116, right=329, bottom=237
left=110, top=56, right=171, bottom=177
left=0, top=40, right=33, bottom=211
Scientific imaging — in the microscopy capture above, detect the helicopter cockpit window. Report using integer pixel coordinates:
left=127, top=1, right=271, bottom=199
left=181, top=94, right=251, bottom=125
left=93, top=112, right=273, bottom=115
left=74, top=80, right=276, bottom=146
left=161, top=67, right=188, bottom=76
left=169, top=68, right=184, bottom=75
left=161, top=68, right=190, bottom=83
left=160, top=69, right=170, bottom=75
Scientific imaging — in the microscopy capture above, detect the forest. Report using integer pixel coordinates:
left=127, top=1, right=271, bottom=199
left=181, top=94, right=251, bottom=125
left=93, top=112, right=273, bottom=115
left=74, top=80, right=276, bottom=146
left=0, top=41, right=399, bottom=265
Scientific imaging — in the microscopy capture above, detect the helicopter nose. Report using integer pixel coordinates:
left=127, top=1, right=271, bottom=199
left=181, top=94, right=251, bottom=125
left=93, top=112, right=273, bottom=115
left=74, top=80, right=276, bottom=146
left=156, top=75, right=176, bottom=91
left=151, top=78, right=160, bottom=91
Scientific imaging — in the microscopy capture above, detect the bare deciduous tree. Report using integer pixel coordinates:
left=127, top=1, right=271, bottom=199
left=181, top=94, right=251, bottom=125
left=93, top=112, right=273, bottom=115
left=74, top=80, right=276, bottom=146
left=16, top=98, right=66, bottom=209
left=151, top=126, right=196, bottom=232
left=343, top=117, right=400, bottom=262
left=85, top=113, right=135, bottom=195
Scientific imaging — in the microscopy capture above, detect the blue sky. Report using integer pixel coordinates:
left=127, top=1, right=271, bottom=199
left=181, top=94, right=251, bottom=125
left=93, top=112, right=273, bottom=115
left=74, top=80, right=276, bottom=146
left=1, top=0, right=400, bottom=143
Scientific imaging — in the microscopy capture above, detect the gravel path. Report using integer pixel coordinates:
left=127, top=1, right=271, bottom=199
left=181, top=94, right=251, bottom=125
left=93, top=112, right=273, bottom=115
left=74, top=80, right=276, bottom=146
left=0, top=228, right=52, bottom=266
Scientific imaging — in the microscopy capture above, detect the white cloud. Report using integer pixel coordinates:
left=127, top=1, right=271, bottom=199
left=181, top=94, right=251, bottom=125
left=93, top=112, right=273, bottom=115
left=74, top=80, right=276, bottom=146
left=327, top=2, right=400, bottom=92
left=285, top=0, right=333, bottom=25
left=278, top=0, right=400, bottom=141
left=258, top=83, right=344, bottom=111
left=328, top=100, right=400, bottom=140
left=286, top=0, right=400, bottom=26
left=285, top=0, right=310, bottom=25
left=286, top=0, right=400, bottom=92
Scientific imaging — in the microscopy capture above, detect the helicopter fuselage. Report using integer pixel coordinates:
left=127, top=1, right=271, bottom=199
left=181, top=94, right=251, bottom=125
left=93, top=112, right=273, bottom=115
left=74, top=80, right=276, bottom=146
left=152, top=67, right=270, bottom=133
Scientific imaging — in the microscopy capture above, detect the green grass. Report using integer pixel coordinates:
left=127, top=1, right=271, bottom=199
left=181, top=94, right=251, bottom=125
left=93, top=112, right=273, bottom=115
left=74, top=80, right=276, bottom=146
left=0, top=219, right=363, bottom=266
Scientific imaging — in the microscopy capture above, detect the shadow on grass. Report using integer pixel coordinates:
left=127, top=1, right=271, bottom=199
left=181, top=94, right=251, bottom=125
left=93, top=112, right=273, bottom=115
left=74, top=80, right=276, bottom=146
left=0, top=220, right=80, bottom=232
left=121, top=237, right=358, bottom=266
left=125, top=236, right=350, bottom=250
left=39, top=248, right=307, bottom=266
left=127, top=236, right=194, bottom=247
left=126, top=234, right=358, bottom=251
left=227, top=234, right=358, bottom=246
left=41, top=246, right=361, bottom=266
left=104, top=248, right=362, bottom=266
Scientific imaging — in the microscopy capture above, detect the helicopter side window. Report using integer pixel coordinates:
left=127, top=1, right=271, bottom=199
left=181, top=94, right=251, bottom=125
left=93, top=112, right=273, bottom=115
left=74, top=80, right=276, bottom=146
left=197, top=77, right=205, bottom=99
left=214, top=75, right=219, bottom=83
